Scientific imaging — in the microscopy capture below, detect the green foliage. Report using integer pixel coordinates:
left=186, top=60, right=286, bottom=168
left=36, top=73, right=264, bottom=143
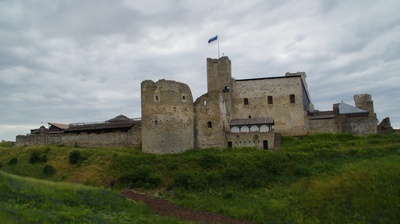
left=0, top=133, right=399, bottom=223
left=199, top=152, right=222, bottom=169
left=8, top=158, right=18, bottom=166
left=0, top=171, right=184, bottom=224
left=29, top=150, right=48, bottom=164
left=0, top=140, right=13, bottom=147
left=29, top=151, right=41, bottom=164
left=43, top=165, right=56, bottom=176
left=174, top=171, right=207, bottom=191
left=69, top=150, right=81, bottom=164
left=121, top=164, right=162, bottom=189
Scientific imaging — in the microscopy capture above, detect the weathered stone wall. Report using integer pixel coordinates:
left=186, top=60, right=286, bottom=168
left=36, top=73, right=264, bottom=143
left=308, top=119, right=338, bottom=134
left=336, top=116, right=377, bottom=135
left=226, top=131, right=275, bottom=150
left=207, top=57, right=232, bottom=93
left=62, top=123, right=141, bottom=148
left=15, top=134, right=62, bottom=146
left=354, top=94, right=375, bottom=118
left=194, top=91, right=228, bottom=148
left=15, top=125, right=141, bottom=148
left=232, top=76, right=308, bottom=135
left=141, top=79, right=194, bottom=154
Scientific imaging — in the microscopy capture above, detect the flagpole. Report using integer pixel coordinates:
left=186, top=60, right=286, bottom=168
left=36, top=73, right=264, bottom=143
left=218, top=37, right=220, bottom=58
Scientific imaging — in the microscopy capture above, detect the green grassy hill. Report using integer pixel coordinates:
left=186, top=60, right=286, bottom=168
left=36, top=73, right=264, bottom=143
left=1, top=133, right=400, bottom=223
left=0, top=171, right=185, bottom=223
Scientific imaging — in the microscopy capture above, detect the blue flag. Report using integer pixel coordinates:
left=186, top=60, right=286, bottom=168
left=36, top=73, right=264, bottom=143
left=208, top=35, right=218, bottom=43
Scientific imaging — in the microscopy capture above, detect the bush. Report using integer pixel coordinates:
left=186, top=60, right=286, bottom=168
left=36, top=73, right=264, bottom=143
left=124, top=165, right=162, bottom=189
left=43, top=165, right=56, bottom=175
left=199, top=153, right=222, bottom=169
left=8, top=157, right=18, bottom=165
left=40, top=155, right=48, bottom=163
left=69, top=150, right=81, bottom=164
left=29, top=151, right=41, bottom=164
left=174, top=171, right=207, bottom=191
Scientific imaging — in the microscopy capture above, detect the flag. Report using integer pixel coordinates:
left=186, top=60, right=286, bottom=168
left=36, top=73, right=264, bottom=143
left=208, top=35, right=218, bottom=44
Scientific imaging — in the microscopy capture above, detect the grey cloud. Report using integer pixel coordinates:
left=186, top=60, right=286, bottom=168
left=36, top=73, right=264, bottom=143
left=1, top=0, right=400, bottom=141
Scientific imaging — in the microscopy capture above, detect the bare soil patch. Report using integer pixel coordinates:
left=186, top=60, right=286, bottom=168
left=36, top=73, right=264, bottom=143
left=122, top=189, right=255, bottom=224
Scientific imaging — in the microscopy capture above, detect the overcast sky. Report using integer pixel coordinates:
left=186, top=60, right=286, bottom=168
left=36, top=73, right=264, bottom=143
left=1, top=0, right=399, bottom=141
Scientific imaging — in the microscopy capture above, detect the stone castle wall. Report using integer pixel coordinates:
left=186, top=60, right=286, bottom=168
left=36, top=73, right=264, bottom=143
left=226, top=131, right=275, bottom=150
left=15, top=125, right=142, bottom=148
left=308, top=119, right=338, bottom=134
left=232, top=76, right=308, bottom=135
left=15, top=134, right=62, bottom=146
left=63, top=127, right=141, bottom=148
left=194, top=91, right=228, bottom=148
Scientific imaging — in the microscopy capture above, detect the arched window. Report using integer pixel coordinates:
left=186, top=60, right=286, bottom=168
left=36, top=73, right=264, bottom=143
left=290, top=94, right=295, bottom=103
left=244, top=98, right=249, bottom=105
left=268, top=96, right=273, bottom=104
left=155, top=95, right=159, bottom=101
left=182, top=95, right=186, bottom=101
left=203, top=99, right=207, bottom=106
left=207, top=121, right=212, bottom=128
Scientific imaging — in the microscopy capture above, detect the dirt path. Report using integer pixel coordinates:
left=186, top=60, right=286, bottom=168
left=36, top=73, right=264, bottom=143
left=122, top=189, right=255, bottom=224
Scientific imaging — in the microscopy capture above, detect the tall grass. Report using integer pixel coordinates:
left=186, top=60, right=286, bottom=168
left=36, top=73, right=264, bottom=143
left=1, top=133, right=399, bottom=223
left=0, top=171, right=185, bottom=223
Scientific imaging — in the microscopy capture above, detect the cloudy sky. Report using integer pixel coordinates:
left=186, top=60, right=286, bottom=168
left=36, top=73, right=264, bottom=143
left=1, top=0, right=399, bottom=140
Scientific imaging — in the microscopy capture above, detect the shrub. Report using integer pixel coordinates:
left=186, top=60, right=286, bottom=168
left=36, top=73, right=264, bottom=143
left=69, top=150, right=81, bottom=164
left=43, top=165, right=56, bottom=175
left=8, top=157, right=18, bottom=165
left=40, top=155, right=48, bottom=163
left=29, top=151, right=41, bottom=164
left=293, top=164, right=311, bottom=177
left=125, top=165, right=162, bottom=189
left=199, top=153, right=222, bottom=169
left=174, top=171, right=207, bottom=191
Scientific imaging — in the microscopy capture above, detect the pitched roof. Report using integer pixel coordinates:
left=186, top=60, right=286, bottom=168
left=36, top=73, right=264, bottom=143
left=338, top=103, right=368, bottom=115
left=65, top=115, right=138, bottom=133
left=106, top=115, right=132, bottom=123
left=48, top=123, right=69, bottom=130
left=230, top=117, right=274, bottom=126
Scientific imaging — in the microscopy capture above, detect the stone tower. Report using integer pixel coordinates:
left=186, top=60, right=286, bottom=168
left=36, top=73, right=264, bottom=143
left=354, top=94, right=376, bottom=118
left=141, top=79, right=194, bottom=154
left=207, top=56, right=232, bottom=93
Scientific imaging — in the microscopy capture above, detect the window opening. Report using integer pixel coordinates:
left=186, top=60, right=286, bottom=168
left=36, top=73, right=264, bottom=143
left=268, top=96, right=273, bottom=104
left=244, top=98, right=249, bottom=105
left=207, top=121, right=212, bottom=128
left=203, top=99, right=207, bottom=106
left=290, top=94, right=295, bottom=103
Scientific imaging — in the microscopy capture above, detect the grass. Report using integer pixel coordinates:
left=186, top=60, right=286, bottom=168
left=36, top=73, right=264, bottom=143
left=0, top=171, right=186, bottom=223
left=1, top=133, right=400, bottom=223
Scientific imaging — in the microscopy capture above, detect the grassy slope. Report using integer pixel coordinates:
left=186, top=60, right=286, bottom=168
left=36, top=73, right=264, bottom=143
left=1, top=133, right=400, bottom=223
left=0, top=171, right=186, bottom=224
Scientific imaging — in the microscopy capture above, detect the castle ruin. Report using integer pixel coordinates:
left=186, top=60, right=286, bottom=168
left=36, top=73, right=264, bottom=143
left=16, top=56, right=381, bottom=153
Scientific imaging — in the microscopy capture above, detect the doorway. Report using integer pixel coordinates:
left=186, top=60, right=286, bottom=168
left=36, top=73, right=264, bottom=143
left=263, top=140, right=268, bottom=150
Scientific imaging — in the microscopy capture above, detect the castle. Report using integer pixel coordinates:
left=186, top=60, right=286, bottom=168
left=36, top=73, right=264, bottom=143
left=16, top=56, right=381, bottom=153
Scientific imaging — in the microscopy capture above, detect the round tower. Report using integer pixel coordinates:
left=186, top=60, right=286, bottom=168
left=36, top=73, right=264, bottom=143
left=354, top=94, right=376, bottom=118
left=141, top=79, right=194, bottom=154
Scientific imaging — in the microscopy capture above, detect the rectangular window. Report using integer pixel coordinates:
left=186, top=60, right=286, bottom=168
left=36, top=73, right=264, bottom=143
left=244, top=98, right=249, bottom=105
left=268, top=96, right=273, bottom=104
left=290, top=94, right=295, bottom=103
